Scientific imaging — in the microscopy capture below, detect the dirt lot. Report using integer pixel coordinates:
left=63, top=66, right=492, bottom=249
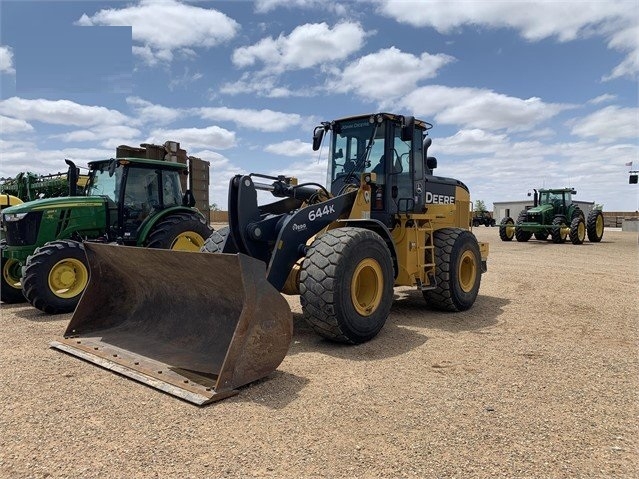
left=1, top=227, right=637, bottom=478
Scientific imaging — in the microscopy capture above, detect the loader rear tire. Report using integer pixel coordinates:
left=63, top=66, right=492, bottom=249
left=145, top=212, right=212, bottom=251
left=499, top=217, right=515, bottom=241
left=423, top=228, right=481, bottom=312
left=587, top=210, right=604, bottom=242
left=569, top=216, right=585, bottom=245
left=551, top=216, right=568, bottom=243
left=300, top=227, right=394, bottom=344
left=1, top=240, right=26, bottom=303
left=22, top=240, right=88, bottom=314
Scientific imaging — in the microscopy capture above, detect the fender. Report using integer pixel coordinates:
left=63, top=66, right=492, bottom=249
left=333, top=218, right=399, bottom=280
left=136, top=206, right=207, bottom=245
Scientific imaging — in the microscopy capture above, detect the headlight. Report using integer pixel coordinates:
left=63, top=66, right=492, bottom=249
left=3, top=213, right=28, bottom=222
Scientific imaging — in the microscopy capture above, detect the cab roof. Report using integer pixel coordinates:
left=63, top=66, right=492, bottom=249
left=88, top=158, right=187, bottom=170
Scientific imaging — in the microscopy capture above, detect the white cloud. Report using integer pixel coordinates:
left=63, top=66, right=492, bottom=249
left=0, top=45, right=15, bottom=75
left=331, top=47, right=455, bottom=100
left=195, top=107, right=303, bottom=132
left=53, top=125, right=141, bottom=144
left=398, top=85, right=572, bottom=131
left=435, top=129, right=509, bottom=155
left=588, top=94, right=617, bottom=105
left=264, top=139, right=314, bottom=157
left=76, top=0, right=239, bottom=66
left=570, top=106, right=639, bottom=142
left=0, top=97, right=129, bottom=127
left=378, top=0, right=639, bottom=80
left=126, top=97, right=183, bottom=125
left=146, top=125, right=236, bottom=150
left=0, top=115, right=33, bottom=134
left=191, top=149, right=245, bottom=208
left=232, top=22, right=367, bottom=73
left=220, top=73, right=318, bottom=98
left=255, top=0, right=346, bottom=15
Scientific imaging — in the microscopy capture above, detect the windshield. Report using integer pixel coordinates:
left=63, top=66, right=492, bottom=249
left=328, top=119, right=382, bottom=185
left=86, top=163, right=119, bottom=202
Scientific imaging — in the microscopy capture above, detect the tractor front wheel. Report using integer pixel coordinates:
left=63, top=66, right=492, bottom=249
left=587, top=210, right=604, bottom=242
left=145, top=212, right=212, bottom=251
left=569, top=216, right=586, bottom=245
left=22, top=240, right=88, bottom=314
left=551, top=216, right=569, bottom=243
left=300, top=227, right=394, bottom=344
left=534, top=231, right=549, bottom=241
left=1, top=240, right=26, bottom=304
left=515, top=210, right=532, bottom=242
left=423, top=228, right=482, bottom=312
left=499, top=217, right=515, bottom=241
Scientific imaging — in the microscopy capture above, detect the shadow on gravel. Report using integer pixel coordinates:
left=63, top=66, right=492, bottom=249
left=12, top=306, right=71, bottom=324
left=286, top=291, right=510, bottom=362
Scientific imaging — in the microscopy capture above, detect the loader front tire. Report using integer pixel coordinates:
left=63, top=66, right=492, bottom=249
left=145, top=212, right=212, bottom=251
left=22, top=240, right=88, bottom=314
left=300, top=227, right=394, bottom=344
left=1, top=240, right=26, bottom=303
left=587, top=210, right=604, bottom=242
left=499, top=217, right=515, bottom=241
left=200, top=226, right=237, bottom=254
left=423, top=228, right=481, bottom=312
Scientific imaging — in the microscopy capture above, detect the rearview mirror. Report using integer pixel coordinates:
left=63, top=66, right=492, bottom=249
left=312, top=126, right=325, bottom=151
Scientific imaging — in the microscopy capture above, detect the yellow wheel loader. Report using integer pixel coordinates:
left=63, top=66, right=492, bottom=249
left=52, top=113, right=488, bottom=405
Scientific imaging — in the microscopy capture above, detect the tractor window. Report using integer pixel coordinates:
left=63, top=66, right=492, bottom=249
left=87, top=166, right=119, bottom=203
left=162, top=172, right=182, bottom=207
left=122, top=168, right=161, bottom=235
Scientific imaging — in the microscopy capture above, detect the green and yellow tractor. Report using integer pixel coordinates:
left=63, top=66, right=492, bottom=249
left=1, top=146, right=212, bottom=314
left=499, top=188, right=604, bottom=244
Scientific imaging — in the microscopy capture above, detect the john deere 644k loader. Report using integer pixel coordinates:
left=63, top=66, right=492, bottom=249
left=52, top=113, right=489, bottom=405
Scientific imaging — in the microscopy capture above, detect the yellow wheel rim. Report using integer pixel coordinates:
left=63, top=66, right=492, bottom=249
left=350, top=258, right=383, bottom=316
left=578, top=221, right=585, bottom=241
left=171, top=231, right=206, bottom=251
left=596, top=214, right=603, bottom=236
left=458, top=250, right=477, bottom=293
left=2, top=258, right=22, bottom=288
left=505, top=223, right=515, bottom=239
left=48, top=258, right=88, bottom=299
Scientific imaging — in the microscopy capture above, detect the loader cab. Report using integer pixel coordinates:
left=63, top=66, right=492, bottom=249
left=324, top=113, right=432, bottom=227
left=86, top=158, right=186, bottom=242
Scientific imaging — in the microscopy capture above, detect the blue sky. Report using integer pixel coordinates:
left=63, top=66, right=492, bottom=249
left=0, top=0, right=637, bottom=211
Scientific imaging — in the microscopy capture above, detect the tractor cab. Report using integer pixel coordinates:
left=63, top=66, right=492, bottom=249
left=315, top=113, right=438, bottom=228
left=85, top=158, right=190, bottom=243
left=532, top=188, right=576, bottom=219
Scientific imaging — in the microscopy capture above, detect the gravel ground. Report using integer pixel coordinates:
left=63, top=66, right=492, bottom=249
left=1, top=227, right=637, bottom=478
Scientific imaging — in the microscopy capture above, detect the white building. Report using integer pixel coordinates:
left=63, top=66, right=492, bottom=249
left=492, top=199, right=595, bottom=223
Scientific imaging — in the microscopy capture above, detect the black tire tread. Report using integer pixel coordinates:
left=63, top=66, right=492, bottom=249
left=145, top=211, right=212, bottom=249
left=22, top=240, right=86, bottom=314
left=0, top=239, right=27, bottom=303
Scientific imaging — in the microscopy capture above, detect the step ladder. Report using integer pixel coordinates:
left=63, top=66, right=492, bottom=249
left=415, top=221, right=437, bottom=291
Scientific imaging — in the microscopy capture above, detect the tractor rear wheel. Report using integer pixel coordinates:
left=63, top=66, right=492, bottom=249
left=569, top=216, right=586, bottom=245
left=499, top=217, right=515, bottom=241
left=423, top=228, right=481, bottom=312
left=1, top=240, right=26, bottom=303
left=145, top=212, right=212, bottom=251
left=551, top=216, right=568, bottom=243
left=22, top=240, right=88, bottom=314
left=587, top=210, right=604, bottom=242
left=515, top=210, right=532, bottom=242
left=300, top=227, right=394, bottom=344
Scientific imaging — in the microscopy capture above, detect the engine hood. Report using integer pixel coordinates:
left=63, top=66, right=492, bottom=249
left=1, top=195, right=105, bottom=215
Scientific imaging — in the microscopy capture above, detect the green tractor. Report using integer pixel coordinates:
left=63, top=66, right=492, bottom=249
left=499, top=188, right=604, bottom=245
left=1, top=156, right=212, bottom=314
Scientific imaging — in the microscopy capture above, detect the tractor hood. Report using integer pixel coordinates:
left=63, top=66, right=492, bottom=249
left=2, top=195, right=105, bottom=216
left=526, top=203, right=553, bottom=215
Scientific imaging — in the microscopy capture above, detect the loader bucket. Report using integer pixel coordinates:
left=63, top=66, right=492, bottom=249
left=51, top=243, right=293, bottom=406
